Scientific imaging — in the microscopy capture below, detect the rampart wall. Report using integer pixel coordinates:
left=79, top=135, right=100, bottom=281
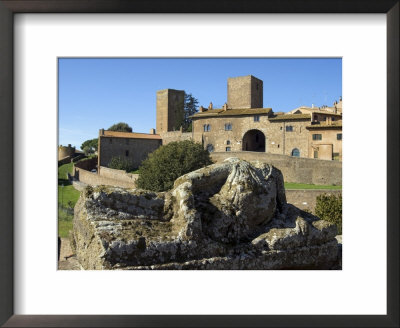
left=74, top=157, right=98, bottom=171
left=211, top=152, right=342, bottom=185
left=99, top=166, right=138, bottom=184
left=73, top=167, right=137, bottom=189
left=58, top=155, right=73, bottom=166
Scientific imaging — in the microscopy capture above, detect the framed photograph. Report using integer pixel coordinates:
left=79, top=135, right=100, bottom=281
left=0, top=1, right=398, bottom=327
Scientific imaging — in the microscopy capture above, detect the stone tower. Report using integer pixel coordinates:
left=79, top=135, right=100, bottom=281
left=227, top=75, right=263, bottom=109
left=156, top=89, right=185, bottom=134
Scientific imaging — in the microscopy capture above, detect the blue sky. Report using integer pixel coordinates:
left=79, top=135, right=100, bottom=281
left=58, top=58, right=341, bottom=150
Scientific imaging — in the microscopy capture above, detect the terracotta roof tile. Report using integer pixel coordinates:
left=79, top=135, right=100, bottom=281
left=306, top=121, right=342, bottom=129
left=191, top=107, right=272, bottom=118
left=269, top=114, right=311, bottom=121
left=102, top=130, right=162, bottom=140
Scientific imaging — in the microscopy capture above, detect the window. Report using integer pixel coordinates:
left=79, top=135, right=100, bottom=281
left=291, top=148, right=300, bottom=157
left=226, top=140, right=231, bottom=145
left=126, top=138, right=129, bottom=145
left=206, top=144, right=214, bottom=152
left=286, top=125, right=293, bottom=132
left=280, top=126, right=283, bottom=130
left=224, top=123, right=232, bottom=131
left=337, top=133, right=342, bottom=140
left=314, top=150, right=318, bottom=159
left=109, top=139, right=112, bottom=144
left=332, top=117, right=335, bottom=121
left=226, top=147, right=231, bottom=152
left=125, top=150, right=129, bottom=157
left=203, top=124, right=211, bottom=132
left=254, top=115, right=260, bottom=122
left=312, top=134, right=322, bottom=140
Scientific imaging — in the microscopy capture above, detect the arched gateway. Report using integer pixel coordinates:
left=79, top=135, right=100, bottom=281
left=242, top=129, right=266, bottom=152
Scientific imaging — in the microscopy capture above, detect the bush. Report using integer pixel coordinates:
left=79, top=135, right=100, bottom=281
left=315, top=193, right=342, bottom=234
left=108, top=156, right=134, bottom=172
left=136, top=140, right=213, bottom=192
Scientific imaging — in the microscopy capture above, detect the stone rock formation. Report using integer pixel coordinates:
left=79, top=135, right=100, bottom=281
left=72, top=158, right=341, bottom=270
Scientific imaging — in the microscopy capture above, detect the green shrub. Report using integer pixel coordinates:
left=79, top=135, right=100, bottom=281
left=76, top=155, right=97, bottom=163
left=315, top=193, right=342, bottom=234
left=136, top=140, right=213, bottom=192
left=108, top=156, right=134, bottom=172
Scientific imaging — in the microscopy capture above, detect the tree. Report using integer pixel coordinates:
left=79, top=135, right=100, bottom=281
left=108, top=156, right=134, bottom=172
left=183, top=93, right=199, bottom=132
left=136, top=140, right=213, bottom=192
left=81, top=138, right=98, bottom=155
left=108, top=122, right=133, bottom=132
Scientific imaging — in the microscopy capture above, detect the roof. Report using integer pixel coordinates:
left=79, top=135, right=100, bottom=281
left=306, top=121, right=343, bottom=129
left=287, top=106, right=342, bottom=116
left=191, top=107, right=272, bottom=119
left=101, top=130, right=162, bottom=140
left=269, top=114, right=311, bottom=121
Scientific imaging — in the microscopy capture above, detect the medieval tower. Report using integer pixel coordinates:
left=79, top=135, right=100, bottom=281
left=227, top=75, right=263, bottom=109
left=156, top=89, right=185, bottom=134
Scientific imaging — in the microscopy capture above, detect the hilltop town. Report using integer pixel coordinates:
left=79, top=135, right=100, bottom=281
left=94, top=75, right=342, bottom=174
left=58, top=75, right=342, bottom=270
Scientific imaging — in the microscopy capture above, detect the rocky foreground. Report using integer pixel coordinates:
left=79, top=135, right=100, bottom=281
left=72, top=158, right=341, bottom=270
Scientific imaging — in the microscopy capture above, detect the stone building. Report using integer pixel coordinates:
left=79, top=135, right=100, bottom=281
left=156, top=89, right=185, bottom=134
left=58, top=144, right=76, bottom=159
left=97, top=75, right=342, bottom=171
left=97, top=129, right=162, bottom=171
left=306, top=119, right=343, bottom=161
left=189, top=75, right=342, bottom=160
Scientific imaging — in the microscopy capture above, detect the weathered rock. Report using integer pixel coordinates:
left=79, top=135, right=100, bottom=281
left=73, top=158, right=341, bottom=270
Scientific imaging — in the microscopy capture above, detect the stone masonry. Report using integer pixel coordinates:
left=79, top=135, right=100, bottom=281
left=73, top=158, right=341, bottom=270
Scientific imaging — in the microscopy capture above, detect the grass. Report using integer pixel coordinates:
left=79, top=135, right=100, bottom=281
left=284, top=182, right=342, bottom=190
left=58, top=163, right=81, bottom=238
left=129, top=168, right=140, bottom=174
left=58, top=162, right=74, bottom=180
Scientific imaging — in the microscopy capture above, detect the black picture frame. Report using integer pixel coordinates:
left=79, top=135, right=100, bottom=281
left=0, top=1, right=398, bottom=327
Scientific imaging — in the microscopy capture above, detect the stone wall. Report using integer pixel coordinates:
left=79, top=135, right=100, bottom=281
left=73, top=167, right=136, bottom=189
left=192, top=115, right=311, bottom=158
left=74, top=157, right=98, bottom=171
left=308, top=127, right=342, bottom=161
left=156, top=89, right=185, bottom=133
left=58, top=155, right=73, bottom=166
left=160, top=131, right=193, bottom=145
left=99, top=136, right=161, bottom=169
left=99, top=166, right=138, bottom=184
left=227, top=75, right=263, bottom=109
left=268, top=119, right=310, bottom=157
left=285, top=189, right=342, bottom=211
left=211, top=152, right=342, bottom=185
left=58, top=144, right=75, bottom=159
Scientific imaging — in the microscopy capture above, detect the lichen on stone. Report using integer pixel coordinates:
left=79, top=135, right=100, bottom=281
left=73, top=158, right=341, bottom=270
